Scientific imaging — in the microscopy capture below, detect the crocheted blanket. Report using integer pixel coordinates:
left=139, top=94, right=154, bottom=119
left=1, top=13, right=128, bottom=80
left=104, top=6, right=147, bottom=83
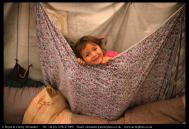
left=35, top=3, right=185, bottom=120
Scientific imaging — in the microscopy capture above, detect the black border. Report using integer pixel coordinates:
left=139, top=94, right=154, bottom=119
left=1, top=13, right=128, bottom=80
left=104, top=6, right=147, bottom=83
left=2, top=1, right=188, bottom=128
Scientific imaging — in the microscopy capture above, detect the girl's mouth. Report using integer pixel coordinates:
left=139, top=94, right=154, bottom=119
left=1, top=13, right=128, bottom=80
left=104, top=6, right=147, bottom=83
left=92, top=55, right=101, bottom=63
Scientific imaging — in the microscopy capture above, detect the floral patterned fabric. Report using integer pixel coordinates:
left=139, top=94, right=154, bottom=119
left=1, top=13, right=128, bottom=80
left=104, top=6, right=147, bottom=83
left=35, top=3, right=185, bottom=120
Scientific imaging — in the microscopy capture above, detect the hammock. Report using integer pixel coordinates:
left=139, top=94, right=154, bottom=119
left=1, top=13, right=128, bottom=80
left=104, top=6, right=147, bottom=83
left=35, top=3, right=185, bottom=120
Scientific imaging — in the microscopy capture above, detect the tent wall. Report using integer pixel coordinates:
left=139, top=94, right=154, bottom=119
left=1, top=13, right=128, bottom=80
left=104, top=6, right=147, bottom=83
left=4, top=2, right=183, bottom=81
left=4, top=3, right=43, bottom=81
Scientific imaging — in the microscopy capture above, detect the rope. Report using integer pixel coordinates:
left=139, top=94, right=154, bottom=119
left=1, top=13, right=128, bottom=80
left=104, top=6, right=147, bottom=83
left=28, top=3, right=32, bottom=68
left=15, top=3, right=19, bottom=63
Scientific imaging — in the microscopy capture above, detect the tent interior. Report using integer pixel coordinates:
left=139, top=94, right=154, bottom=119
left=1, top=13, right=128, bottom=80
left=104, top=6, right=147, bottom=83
left=4, top=3, right=185, bottom=124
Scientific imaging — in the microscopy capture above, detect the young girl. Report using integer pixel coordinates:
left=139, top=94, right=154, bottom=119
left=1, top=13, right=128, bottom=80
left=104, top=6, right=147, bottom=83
left=74, top=35, right=118, bottom=65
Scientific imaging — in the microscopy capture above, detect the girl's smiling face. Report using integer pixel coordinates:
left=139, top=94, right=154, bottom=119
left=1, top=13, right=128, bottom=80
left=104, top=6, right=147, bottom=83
left=80, top=42, right=104, bottom=65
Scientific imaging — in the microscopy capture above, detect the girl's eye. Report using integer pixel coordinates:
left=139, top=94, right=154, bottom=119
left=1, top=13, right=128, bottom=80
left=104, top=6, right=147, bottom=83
left=93, top=48, right=97, bottom=51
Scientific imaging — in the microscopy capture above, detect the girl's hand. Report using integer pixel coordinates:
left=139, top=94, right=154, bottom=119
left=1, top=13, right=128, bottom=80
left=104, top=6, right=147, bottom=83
left=77, top=58, right=86, bottom=65
left=101, top=57, right=113, bottom=64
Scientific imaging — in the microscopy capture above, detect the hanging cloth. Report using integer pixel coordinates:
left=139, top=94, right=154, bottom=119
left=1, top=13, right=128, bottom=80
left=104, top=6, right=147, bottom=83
left=9, top=3, right=32, bottom=84
left=35, top=3, right=185, bottom=120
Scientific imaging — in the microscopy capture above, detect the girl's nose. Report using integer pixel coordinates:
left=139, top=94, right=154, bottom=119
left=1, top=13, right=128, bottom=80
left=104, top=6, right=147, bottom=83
left=91, top=51, right=96, bottom=57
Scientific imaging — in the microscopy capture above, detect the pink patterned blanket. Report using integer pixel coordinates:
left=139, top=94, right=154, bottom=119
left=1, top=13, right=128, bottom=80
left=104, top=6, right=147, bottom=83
left=35, top=3, right=185, bottom=120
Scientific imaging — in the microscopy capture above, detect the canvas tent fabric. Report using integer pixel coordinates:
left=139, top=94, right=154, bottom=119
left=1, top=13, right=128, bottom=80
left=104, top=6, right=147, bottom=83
left=36, top=3, right=185, bottom=120
left=4, top=87, right=43, bottom=124
left=4, top=3, right=184, bottom=82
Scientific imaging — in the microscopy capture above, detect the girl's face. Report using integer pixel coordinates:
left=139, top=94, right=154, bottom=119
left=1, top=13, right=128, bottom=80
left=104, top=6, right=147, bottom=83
left=80, top=42, right=103, bottom=65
